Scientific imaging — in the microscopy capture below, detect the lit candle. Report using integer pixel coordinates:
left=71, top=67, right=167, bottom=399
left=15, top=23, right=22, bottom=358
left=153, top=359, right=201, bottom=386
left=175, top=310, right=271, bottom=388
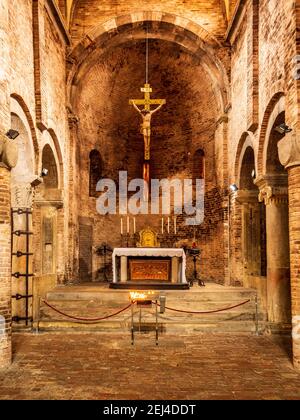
left=161, top=217, right=164, bottom=235
left=174, top=216, right=177, bottom=235
left=121, top=218, right=123, bottom=235
left=127, top=217, right=130, bottom=234
left=168, top=217, right=170, bottom=234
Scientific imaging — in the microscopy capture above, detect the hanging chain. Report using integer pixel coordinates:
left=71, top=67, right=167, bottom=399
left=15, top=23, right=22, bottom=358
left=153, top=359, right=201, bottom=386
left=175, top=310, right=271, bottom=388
left=146, top=25, right=149, bottom=84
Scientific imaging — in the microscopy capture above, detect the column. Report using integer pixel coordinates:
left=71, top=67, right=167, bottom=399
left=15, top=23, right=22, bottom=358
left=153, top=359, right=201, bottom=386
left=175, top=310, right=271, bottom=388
left=11, top=183, right=34, bottom=325
left=288, top=166, right=300, bottom=370
left=257, top=176, right=291, bottom=324
left=0, top=166, right=12, bottom=368
left=236, top=190, right=262, bottom=279
left=67, top=111, right=80, bottom=282
left=0, top=132, right=18, bottom=368
left=171, top=257, right=179, bottom=283
left=120, top=256, right=128, bottom=283
left=278, top=132, right=300, bottom=370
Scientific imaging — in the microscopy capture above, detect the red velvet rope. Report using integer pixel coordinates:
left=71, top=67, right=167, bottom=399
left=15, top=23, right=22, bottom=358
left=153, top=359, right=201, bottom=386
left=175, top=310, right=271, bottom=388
left=42, top=298, right=251, bottom=322
left=153, top=299, right=251, bottom=314
left=42, top=300, right=132, bottom=322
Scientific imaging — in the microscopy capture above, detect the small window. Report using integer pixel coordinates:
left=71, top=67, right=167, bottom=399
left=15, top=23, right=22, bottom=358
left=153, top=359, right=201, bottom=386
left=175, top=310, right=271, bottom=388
left=193, top=149, right=205, bottom=180
left=89, top=150, right=102, bottom=197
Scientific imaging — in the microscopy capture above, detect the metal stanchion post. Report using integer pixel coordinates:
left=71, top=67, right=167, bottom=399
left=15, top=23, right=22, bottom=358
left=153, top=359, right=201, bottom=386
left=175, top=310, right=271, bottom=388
left=255, top=294, right=259, bottom=336
left=36, top=297, right=41, bottom=334
left=155, top=299, right=158, bottom=346
left=131, top=301, right=134, bottom=345
left=139, top=307, right=142, bottom=333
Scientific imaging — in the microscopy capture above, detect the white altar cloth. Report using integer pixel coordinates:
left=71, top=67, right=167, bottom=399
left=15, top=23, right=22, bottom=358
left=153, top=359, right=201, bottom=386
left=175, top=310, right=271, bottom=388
left=112, top=248, right=187, bottom=283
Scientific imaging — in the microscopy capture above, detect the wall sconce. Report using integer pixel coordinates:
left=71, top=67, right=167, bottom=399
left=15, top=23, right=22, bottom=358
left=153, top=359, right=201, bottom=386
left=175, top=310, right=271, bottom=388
left=229, top=184, right=239, bottom=193
left=6, top=129, right=19, bottom=140
left=275, top=124, right=292, bottom=135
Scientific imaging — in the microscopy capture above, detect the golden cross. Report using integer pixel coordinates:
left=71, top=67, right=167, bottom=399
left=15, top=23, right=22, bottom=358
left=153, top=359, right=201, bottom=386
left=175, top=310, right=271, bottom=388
left=129, top=83, right=166, bottom=111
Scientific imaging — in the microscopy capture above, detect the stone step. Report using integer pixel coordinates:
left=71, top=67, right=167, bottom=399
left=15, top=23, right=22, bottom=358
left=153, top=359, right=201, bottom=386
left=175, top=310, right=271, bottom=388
left=46, top=289, right=257, bottom=302
left=36, top=285, right=265, bottom=333
left=39, top=299, right=261, bottom=318
left=35, top=319, right=262, bottom=334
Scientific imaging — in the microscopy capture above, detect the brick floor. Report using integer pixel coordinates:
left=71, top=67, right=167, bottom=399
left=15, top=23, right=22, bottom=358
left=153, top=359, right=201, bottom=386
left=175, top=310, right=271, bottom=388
left=0, top=332, right=300, bottom=400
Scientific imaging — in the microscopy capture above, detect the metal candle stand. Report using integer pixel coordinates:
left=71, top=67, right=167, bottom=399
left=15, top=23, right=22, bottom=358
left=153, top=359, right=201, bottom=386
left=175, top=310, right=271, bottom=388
left=95, top=243, right=113, bottom=282
left=187, top=248, right=205, bottom=287
left=130, top=293, right=165, bottom=345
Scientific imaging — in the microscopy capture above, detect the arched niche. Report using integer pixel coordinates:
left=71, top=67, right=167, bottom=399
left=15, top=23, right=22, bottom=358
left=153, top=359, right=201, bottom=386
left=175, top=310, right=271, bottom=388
left=266, top=111, right=286, bottom=176
left=42, top=144, right=59, bottom=190
left=10, top=113, right=35, bottom=186
left=240, top=146, right=257, bottom=191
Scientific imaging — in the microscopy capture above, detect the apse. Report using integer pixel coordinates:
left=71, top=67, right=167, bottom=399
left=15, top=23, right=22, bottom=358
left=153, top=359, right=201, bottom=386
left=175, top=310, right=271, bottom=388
left=73, top=37, right=225, bottom=283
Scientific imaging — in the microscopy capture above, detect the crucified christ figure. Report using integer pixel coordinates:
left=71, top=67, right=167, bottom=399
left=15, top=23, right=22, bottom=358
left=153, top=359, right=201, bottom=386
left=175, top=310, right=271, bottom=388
left=132, top=103, right=164, bottom=161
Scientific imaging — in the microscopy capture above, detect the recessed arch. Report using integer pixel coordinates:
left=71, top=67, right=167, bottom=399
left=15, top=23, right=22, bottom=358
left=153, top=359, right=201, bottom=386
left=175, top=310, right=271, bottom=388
left=41, top=144, right=59, bottom=190
left=235, top=132, right=256, bottom=186
left=40, top=130, right=64, bottom=190
left=10, top=93, right=39, bottom=171
left=257, top=93, right=285, bottom=175
left=10, top=113, right=35, bottom=185
left=266, top=111, right=286, bottom=175
left=239, top=146, right=257, bottom=191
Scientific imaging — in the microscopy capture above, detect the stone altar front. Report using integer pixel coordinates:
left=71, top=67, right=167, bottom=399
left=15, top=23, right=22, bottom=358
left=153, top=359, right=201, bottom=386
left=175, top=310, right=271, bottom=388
left=111, top=248, right=188, bottom=288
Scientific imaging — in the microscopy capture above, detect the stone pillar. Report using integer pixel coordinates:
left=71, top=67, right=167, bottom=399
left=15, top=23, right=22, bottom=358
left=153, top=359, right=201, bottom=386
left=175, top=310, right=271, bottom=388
left=0, top=133, right=18, bottom=368
left=67, top=111, right=80, bottom=282
left=228, top=192, right=243, bottom=286
left=278, top=136, right=300, bottom=369
left=120, top=257, right=128, bottom=282
left=0, top=166, right=12, bottom=368
left=11, top=183, right=35, bottom=324
left=257, top=176, right=291, bottom=324
left=171, top=257, right=179, bottom=283
left=236, top=190, right=262, bottom=279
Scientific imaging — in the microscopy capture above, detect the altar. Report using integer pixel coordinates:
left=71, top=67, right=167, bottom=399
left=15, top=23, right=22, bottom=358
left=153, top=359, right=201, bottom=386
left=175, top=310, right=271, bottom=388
left=111, top=248, right=189, bottom=290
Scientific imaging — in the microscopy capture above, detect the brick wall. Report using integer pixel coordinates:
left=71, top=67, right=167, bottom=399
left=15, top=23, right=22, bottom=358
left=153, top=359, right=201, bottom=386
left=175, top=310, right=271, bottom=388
left=288, top=165, right=300, bottom=370
left=0, top=168, right=12, bottom=368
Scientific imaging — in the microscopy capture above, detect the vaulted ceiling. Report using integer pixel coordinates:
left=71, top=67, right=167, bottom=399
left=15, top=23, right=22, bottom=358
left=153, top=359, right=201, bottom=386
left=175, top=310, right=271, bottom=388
left=56, top=0, right=239, bottom=40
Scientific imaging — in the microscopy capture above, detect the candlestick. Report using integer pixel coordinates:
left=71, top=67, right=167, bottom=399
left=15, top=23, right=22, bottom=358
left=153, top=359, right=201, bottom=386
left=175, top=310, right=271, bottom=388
left=127, top=217, right=130, bottom=234
left=133, top=217, right=136, bottom=234
left=161, top=217, right=164, bottom=235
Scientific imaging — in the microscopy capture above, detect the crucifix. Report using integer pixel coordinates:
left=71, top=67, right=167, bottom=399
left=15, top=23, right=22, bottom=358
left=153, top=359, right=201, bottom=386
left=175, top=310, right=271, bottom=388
left=129, top=83, right=166, bottom=161
left=129, top=30, right=166, bottom=183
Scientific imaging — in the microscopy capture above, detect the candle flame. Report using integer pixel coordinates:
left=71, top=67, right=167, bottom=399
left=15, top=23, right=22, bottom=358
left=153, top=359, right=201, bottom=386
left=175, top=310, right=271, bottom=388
left=129, top=291, right=155, bottom=301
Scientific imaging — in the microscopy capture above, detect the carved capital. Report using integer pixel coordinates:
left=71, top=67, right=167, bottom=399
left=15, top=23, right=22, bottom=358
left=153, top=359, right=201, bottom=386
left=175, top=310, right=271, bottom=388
left=0, top=133, right=18, bottom=170
left=11, top=183, right=35, bottom=209
left=67, top=107, right=79, bottom=129
left=278, top=134, right=300, bottom=169
left=255, top=175, right=288, bottom=205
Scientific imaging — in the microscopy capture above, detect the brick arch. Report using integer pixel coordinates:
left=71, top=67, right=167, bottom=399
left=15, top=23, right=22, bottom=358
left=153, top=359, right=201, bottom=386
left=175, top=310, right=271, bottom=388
left=234, top=132, right=256, bottom=187
left=67, top=13, right=229, bottom=114
left=10, top=93, right=39, bottom=171
left=257, top=92, right=285, bottom=175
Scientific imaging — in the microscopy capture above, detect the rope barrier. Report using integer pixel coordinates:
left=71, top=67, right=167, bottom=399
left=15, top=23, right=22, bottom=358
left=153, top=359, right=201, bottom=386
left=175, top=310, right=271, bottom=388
left=42, top=300, right=133, bottom=322
left=153, top=299, right=251, bottom=315
left=41, top=298, right=252, bottom=323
